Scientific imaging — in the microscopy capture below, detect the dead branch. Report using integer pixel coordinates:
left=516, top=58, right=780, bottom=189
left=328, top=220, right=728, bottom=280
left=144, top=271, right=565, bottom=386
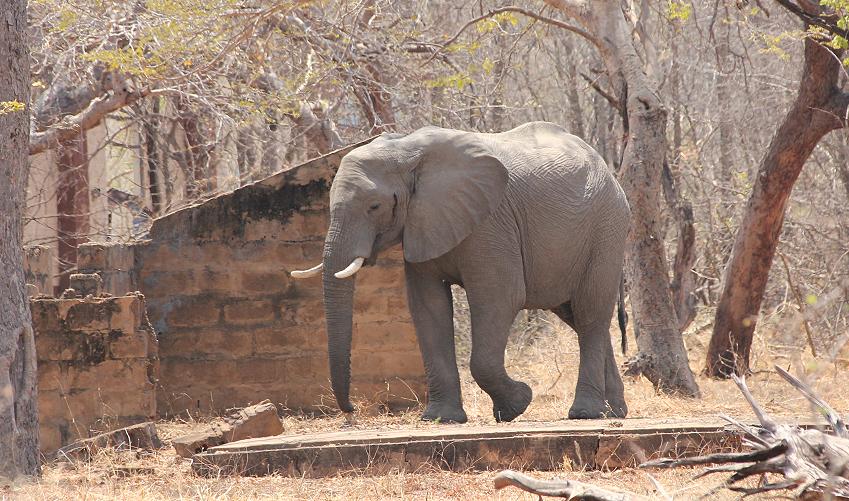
left=29, top=77, right=155, bottom=156
left=642, top=365, right=849, bottom=499
left=424, top=6, right=601, bottom=67
left=493, top=469, right=637, bottom=500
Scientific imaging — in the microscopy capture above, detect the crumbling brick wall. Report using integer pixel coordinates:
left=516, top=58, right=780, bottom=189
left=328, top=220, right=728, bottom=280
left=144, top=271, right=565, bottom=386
left=24, top=245, right=52, bottom=295
left=32, top=294, right=157, bottom=452
left=134, top=142, right=426, bottom=415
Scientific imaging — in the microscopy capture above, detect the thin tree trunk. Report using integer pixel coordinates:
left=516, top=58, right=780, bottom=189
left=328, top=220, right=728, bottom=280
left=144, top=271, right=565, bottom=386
left=176, top=101, right=215, bottom=198
left=555, top=37, right=586, bottom=138
left=56, top=131, right=89, bottom=293
left=0, top=0, right=40, bottom=477
left=143, top=98, right=162, bottom=214
left=706, top=37, right=849, bottom=377
left=665, top=40, right=697, bottom=333
left=545, top=0, right=700, bottom=396
left=715, top=32, right=735, bottom=183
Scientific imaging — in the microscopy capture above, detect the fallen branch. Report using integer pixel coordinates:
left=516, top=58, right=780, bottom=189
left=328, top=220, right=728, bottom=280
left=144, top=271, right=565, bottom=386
left=496, top=366, right=849, bottom=499
left=643, top=366, right=849, bottom=499
left=493, top=469, right=637, bottom=501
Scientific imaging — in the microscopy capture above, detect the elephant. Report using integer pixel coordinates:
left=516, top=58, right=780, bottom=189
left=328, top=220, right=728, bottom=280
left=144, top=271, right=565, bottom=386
left=291, top=121, right=630, bottom=423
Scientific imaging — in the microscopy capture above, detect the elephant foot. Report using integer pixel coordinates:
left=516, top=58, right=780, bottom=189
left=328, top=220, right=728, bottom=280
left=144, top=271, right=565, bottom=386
left=568, top=397, right=627, bottom=419
left=421, top=402, right=468, bottom=424
left=492, top=382, right=532, bottom=423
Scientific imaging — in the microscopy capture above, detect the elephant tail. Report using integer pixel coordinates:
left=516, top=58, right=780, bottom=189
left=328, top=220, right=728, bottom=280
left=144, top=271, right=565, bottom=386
left=617, top=277, right=628, bottom=355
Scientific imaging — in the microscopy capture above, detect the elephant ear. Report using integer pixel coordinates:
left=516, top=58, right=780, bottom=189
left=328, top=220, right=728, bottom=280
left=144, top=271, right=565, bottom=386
left=403, top=132, right=508, bottom=263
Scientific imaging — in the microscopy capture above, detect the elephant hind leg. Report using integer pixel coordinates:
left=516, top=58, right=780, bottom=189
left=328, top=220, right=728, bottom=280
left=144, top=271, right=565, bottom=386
left=551, top=301, right=626, bottom=418
left=561, top=268, right=627, bottom=419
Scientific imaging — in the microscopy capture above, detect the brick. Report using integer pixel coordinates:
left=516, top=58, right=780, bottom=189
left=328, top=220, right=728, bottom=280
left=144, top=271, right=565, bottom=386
left=166, top=296, right=221, bottom=328
left=38, top=389, right=69, bottom=420
left=352, top=350, right=424, bottom=380
left=223, top=299, right=275, bottom=325
left=56, top=389, right=104, bottom=426
left=241, top=271, right=289, bottom=295
left=110, top=329, right=154, bottom=359
left=37, top=330, right=111, bottom=363
left=279, top=211, right=328, bottom=238
left=282, top=356, right=326, bottom=382
left=194, top=267, right=241, bottom=293
left=242, top=218, right=287, bottom=242
left=77, top=243, right=108, bottom=271
left=30, top=299, right=62, bottom=334
left=352, top=322, right=418, bottom=351
left=253, top=326, right=326, bottom=355
left=353, top=295, right=390, bottom=316
left=100, top=270, right=135, bottom=295
left=78, top=242, right=134, bottom=272
left=69, top=274, right=103, bottom=296
left=140, top=270, right=197, bottom=295
left=382, top=350, right=425, bottom=378
left=37, top=363, right=65, bottom=391
left=109, top=296, right=141, bottom=333
left=159, top=328, right=254, bottom=360
left=159, top=359, right=240, bottom=388
left=39, top=425, right=64, bottom=453
left=235, top=358, right=287, bottom=385
left=97, top=388, right=156, bottom=417
left=279, top=301, right=324, bottom=326
left=64, top=300, right=114, bottom=331
left=66, top=359, right=151, bottom=390
left=173, top=402, right=282, bottom=458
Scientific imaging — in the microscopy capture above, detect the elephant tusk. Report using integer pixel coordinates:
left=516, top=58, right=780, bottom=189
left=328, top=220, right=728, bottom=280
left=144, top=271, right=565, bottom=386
left=290, top=263, right=323, bottom=279
left=335, top=257, right=365, bottom=279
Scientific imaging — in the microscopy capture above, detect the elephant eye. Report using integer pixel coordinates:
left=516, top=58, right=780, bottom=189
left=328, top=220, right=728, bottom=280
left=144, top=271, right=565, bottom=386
left=368, top=202, right=381, bottom=212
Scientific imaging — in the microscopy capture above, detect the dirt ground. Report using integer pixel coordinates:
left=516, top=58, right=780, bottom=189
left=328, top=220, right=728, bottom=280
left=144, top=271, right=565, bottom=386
left=8, top=308, right=849, bottom=500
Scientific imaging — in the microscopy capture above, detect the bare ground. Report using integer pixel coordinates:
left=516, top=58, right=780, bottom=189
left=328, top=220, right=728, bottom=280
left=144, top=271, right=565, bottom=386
left=8, top=307, right=849, bottom=500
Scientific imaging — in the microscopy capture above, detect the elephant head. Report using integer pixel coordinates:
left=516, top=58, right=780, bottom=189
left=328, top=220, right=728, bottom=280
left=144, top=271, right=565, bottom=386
left=290, top=128, right=508, bottom=414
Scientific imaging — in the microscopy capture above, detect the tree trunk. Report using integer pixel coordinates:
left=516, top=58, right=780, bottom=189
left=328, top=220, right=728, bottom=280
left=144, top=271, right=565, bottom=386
left=0, top=0, right=40, bottom=478
left=56, top=131, right=90, bottom=293
left=143, top=98, right=163, bottom=215
left=706, top=37, right=849, bottom=377
left=545, top=0, right=700, bottom=396
left=176, top=101, right=216, bottom=198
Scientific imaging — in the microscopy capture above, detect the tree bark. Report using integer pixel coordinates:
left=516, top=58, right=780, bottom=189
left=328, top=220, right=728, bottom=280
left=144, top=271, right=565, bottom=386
left=706, top=36, right=849, bottom=377
left=0, top=0, right=40, bottom=478
left=545, top=0, right=700, bottom=396
left=56, top=131, right=90, bottom=293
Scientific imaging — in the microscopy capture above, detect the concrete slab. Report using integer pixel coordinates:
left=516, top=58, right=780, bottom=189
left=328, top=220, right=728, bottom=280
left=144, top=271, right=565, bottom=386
left=193, top=417, right=771, bottom=477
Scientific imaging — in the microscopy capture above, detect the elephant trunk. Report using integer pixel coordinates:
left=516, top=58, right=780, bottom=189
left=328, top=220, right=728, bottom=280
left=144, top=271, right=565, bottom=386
left=322, top=215, right=374, bottom=414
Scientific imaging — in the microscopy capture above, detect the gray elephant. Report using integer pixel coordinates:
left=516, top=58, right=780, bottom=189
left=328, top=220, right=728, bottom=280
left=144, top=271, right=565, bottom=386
left=291, top=121, right=630, bottom=423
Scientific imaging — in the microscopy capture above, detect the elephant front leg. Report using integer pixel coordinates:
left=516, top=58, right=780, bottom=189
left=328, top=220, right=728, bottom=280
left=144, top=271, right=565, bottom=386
left=404, top=263, right=467, bottom=424
left=468, top=298, right=532, bottom=423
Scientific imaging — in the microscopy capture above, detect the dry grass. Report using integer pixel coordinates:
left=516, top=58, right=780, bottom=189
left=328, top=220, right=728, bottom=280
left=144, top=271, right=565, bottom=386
left=8, top=306, right=849, bottom=500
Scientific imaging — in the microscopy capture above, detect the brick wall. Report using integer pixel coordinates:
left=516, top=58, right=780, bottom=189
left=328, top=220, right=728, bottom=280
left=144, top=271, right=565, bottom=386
left=32, top=294, right=157, bottom=452
left=134, top=142, right=426, bottom=415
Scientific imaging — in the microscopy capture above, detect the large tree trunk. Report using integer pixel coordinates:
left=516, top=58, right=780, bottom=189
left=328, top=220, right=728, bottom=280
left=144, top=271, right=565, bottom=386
left=706, top=37, right=849, bottom=377
left=545, top=0, right=700, bottom=396
left=56, top=131, right=89, bottom=293
left=0, top=0, right=40, bottom=478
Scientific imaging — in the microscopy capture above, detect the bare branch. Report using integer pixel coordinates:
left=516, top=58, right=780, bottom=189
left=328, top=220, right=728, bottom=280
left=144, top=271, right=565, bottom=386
left=424, top=6, right=601, bottom=67
left=29, top=81, right=155, bottom=156
left=774, top=365, right=847, bottom=438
